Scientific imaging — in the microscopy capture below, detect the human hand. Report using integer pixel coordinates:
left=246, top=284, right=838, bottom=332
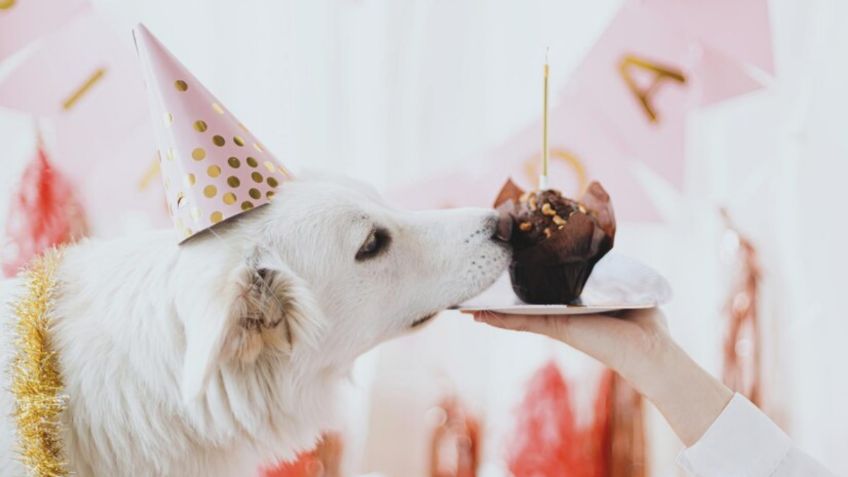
left=468, top=308, right=733, bottom=446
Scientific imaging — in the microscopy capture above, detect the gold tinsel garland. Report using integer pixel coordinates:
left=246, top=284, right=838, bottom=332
left=10, top=248, right=69, bottom=477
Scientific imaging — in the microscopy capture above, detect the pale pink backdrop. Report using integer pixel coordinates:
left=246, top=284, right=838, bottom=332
left=0, top=1, right=845, bottom=476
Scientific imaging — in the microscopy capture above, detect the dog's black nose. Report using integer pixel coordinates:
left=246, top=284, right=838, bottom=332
left=494, top=209, right=513, bottom=242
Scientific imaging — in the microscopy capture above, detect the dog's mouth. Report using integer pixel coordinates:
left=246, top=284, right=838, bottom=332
left=410, top=313, right=438, bottom=328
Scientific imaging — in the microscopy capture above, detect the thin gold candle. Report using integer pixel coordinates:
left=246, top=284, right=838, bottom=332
left=541, top=49, right=550, bottom=189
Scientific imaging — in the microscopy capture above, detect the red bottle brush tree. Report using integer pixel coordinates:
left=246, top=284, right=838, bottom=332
left=2, top=144, right=87, bottom=277
left=508, top=362, right=646, bottom=477
left=263, top=433, right=343, bottom=477
left=508, top=361, right=584, bottom=477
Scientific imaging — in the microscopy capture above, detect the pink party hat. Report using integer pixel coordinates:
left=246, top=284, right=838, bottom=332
left=133, top=24, right=292, bottom=242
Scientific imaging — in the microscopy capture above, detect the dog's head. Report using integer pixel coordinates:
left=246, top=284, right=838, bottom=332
left=177, top=175, right=510, bottom=400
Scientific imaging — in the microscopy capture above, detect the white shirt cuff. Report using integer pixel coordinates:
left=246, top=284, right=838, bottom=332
left=676, top=393, right=792, bottom=477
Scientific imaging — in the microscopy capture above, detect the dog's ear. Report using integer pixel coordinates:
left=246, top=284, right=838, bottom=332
left=180, top=260, right=324, bottom=402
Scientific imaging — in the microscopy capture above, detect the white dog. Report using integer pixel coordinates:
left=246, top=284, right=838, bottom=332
left=0, top=175, right=510, bottom=476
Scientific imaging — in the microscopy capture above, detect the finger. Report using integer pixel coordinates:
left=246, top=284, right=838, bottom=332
left=601, top=307, right=668, bottom=332
left=472, top=312, right=566, bottom=339
left=474, top=311, right=612, bottom=325
left=476, top=311, right=633, bottom=350
left=472, top=311, right=531, bottom=327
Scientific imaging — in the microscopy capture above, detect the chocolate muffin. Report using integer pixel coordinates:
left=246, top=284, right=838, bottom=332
left=494, top=179, right=616, bottom=304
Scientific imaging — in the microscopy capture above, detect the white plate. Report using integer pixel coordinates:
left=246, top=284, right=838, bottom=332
left=456, top=254, right=672, bottom=315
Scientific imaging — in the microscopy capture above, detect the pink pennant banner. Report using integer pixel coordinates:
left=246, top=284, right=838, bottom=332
left=639, top=0, right=774, bottom=74
left=394, top=0, right=773, bottom=222
left=695, top=47, right=766, bottom=107
left=0, top=13, right=168, bottom=233
left=391, top=91, right=662, bottom=222
left=567, top=3, right=698, bottom=192
left=0, top=0, right=90, bottom=62
left=0, top=12, right=145, bottom=118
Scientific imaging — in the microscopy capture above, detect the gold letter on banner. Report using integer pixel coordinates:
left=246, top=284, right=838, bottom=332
left=0, top=0, right=15, bottom=9
left=524, top=149, right=588, bottom=194
left=61, top=68, right=107, bottom=111
left=618, top=54, right=686, bottom=123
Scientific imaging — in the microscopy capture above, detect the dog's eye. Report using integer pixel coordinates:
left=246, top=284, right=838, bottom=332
left=356, top=228, right=390, bottom=261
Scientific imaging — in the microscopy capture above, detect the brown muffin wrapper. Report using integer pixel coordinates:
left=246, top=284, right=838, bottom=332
left=509, top=213, right=613, bottom=304
left=509, top=258, right=598, bottom=304
left=493, top=179, right=616, bottom=304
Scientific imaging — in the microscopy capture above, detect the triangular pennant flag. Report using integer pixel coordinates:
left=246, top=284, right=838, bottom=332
left=697, top=47, right=766, bottom=107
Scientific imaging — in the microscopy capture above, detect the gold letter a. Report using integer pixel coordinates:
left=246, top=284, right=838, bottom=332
left=618, top=54, right=686, bottom=123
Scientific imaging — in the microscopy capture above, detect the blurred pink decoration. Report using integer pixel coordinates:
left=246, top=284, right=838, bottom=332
left=134, top=23, right=292, bottom=242
left=695, top=48, right=767, bottom=107
left=392, top=87, right=661, bottom=221
left=567, top=4, right=696, bottom=192
left=563, top=0, right=772, bottom=179
left=640, top=0, right=774, bottom=74
left=0, top=0, right=89, bottom=62
left=394, top=0, right=773, bottom=222
left=720, top=209, right=763, bottom=407
left=595, top=370, right=648, bottom=477
left=0, top=13, right=168, bottom=234
left=429, top=396, right=481, bottom=477
left=485, top=94, right=660, bottom=221
left=2, top=143, right=87, bottom=277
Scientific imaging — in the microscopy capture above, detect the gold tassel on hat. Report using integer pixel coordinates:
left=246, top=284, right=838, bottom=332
left=10, top=248, right=69, bottom=477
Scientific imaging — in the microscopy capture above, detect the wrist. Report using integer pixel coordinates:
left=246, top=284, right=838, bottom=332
left=640, top=341, right=734, bottom=446
left=614, top=329, right=678, bottom=399
left=637, top=339, right=689, bottom=402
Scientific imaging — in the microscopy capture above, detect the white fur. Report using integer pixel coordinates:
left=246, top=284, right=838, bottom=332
left=0, top=176, right=509, bottom=476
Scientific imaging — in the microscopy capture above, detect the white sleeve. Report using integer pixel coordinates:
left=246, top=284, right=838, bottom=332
left=676, top=393, right=836, bottom=477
